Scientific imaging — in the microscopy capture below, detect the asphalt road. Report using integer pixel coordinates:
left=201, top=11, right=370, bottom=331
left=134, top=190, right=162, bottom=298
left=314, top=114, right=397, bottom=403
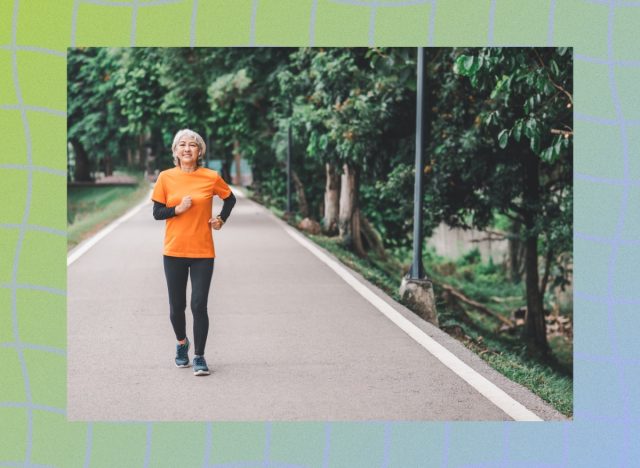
left=67, top=189, right=566, bottom=421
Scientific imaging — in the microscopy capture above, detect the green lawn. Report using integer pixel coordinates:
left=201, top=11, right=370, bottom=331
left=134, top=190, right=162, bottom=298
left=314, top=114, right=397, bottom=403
left=67, top=180, right=151, bottom=250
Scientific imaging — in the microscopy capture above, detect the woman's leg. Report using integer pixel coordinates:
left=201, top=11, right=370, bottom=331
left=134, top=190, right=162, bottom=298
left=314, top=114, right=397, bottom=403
left=163, top=256, right=190, bottom=341
left=189, top=258, right=214, bottom=356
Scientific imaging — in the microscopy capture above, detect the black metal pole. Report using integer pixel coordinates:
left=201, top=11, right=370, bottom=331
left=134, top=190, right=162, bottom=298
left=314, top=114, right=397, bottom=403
left=410, top=47, right=426, bottom=280
left=286, top=116, right=293, bottom=213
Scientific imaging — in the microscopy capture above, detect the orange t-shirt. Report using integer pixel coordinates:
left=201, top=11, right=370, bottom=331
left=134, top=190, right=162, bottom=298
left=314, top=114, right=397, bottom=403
left=151, top=167, right=232, bottom=258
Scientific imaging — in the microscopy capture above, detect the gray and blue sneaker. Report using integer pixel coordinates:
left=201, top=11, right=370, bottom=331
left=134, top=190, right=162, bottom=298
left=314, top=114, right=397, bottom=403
left=193, top=355, right=210, bottom=376
left=175, top=337, right=190, bottom=368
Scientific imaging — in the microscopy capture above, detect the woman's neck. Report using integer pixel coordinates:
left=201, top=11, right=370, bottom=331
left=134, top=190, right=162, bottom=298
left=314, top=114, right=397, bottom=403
left=179, top=164, right=197, bottom=173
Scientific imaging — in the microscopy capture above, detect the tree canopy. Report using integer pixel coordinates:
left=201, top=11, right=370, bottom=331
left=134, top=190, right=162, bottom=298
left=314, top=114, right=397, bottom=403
left=67, top=47, right=572, bottom=353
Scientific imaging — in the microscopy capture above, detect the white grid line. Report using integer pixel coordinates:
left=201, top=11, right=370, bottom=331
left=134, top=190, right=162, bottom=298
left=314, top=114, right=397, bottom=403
left=0, top=165, right=66, bottom=177
left=0, top=283, right=67, bottom=296
left=9, top=1, right=35, bottom=464
left=603, top=4, right=633, bottom=453
left=0, top=104, right=66, bottom=117
left=250, top=0, right=258, bottom=46
left=0, top=45, right=66, bottom=57
left=1, top=343, right=66, bottom=357
left=0, top=224, right=66, bottom=238
left=309, top=0, right=319, bottom=46
left=329, top=0, right=429, bottom=7
left=80, top=0, right=183, bottom=6
left=368, top=5, right=377, bottom=46
left=190, top=0, right=198, bottom=47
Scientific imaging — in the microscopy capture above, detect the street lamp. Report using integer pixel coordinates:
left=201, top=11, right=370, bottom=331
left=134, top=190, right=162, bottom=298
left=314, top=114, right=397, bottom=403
left=399, top=46, right=438, bottom=325
left=410, top=46, right=427, bottom=280
left=286, top=99, right=293, bottom=214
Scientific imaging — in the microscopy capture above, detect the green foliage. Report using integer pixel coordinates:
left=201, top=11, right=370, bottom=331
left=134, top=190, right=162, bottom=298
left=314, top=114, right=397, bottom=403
left=457, top=248, right=482, bottom=266
left=67, top=46, right=573, bottom=354
left=435, top=48, right=573, bottom=351
left=114, top=49, right=166, bottom=138
left=272, top=48, right=419, bottom=234
left=437, top=48, right=572, bottom=238
left=67, top=48, right=130, bottom=171
left=307, top=225, right=572, bottom=416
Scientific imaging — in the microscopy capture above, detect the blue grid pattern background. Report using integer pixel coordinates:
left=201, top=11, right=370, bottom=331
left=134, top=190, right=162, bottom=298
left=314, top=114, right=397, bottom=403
left=1, top=0, right=639, bottom=466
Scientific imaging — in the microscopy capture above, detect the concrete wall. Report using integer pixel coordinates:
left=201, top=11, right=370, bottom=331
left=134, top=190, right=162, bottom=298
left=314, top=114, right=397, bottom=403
left=427, top=223, right=509, bottom=263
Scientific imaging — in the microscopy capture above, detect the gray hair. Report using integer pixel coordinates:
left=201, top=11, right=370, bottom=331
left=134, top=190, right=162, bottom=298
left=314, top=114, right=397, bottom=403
left=171, top=129, right=207, bottom=167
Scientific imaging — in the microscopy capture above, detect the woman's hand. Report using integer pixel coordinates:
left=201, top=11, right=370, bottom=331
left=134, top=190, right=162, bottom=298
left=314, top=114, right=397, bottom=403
left=175, top=195, right=192, bottom=215
left=209, top=216, right=224, bottom=230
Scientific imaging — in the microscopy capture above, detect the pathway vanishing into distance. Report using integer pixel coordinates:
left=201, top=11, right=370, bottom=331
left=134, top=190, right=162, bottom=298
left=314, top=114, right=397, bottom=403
left=67, top=189, right=566, bottom=421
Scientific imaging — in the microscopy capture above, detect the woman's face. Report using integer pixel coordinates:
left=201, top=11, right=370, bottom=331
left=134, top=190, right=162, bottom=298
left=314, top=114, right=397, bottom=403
left=174, top=137, right=200, bottom=166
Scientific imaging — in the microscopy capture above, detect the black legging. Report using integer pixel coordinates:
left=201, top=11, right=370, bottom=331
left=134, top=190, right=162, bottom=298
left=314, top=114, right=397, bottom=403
left=163, top=256, right=214, bottom=356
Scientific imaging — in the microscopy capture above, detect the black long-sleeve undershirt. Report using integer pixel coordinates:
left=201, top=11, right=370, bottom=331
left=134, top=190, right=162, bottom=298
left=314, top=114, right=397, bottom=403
left=153, top=202, right=176, bottom=220
left=218, top=192, right=236, bottom=221
left=152, top=192, right=236, bottom=222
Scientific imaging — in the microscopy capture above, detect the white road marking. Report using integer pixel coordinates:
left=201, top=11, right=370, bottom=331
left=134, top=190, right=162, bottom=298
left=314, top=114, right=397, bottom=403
left=282, top=224, right=543, bottom=422
left=232, top=186, right=246, bottom=198
left=68, top=185, right=243, bottom=266
left=67, top=185, right=543, bottom=421
left=67, top=191, right=152, bottom=266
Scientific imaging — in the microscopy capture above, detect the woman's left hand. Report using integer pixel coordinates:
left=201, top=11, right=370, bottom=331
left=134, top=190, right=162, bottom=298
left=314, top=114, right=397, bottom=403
left=209, top=217, right=224, bottom=230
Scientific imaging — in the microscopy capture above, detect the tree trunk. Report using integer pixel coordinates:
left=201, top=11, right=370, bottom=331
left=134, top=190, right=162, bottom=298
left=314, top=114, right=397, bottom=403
left=522, top=151, right=549, bottom=353
left=205, top=135, right=211, bottom=169
left=323, top=163, right=340, bottom=235
left=233, top=140, right=242, bottom=185
left=524, top=233, right=548, bottom=351
left=221, top=159, right=231, bottom=184
left=508, top=226, right=525, bottom=283
left=291, top=170, right=309, bottom=218
left=220, top=141, right=234, bottom=184
left=360, top=215, right=387, bottom=259
left=338, top=163, right=366, bottom=257
left=138, top=133, right=146, bottom=171
left=70, top=138, right=92, bottom=182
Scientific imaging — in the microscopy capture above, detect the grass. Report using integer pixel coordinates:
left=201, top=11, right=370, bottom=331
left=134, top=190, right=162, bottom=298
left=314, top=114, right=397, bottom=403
left=253, top=196, right=573, bottom=417
left=439, top=307, right=573, bottom=416
left=67, top=174, right=150, bottom=250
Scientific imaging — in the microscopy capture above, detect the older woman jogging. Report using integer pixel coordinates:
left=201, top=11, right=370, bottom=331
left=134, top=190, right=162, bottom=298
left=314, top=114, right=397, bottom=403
left=152, top=128, right=236, bottom=376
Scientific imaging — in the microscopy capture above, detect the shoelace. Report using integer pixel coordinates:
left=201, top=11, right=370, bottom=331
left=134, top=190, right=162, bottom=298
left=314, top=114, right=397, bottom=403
left=177, top=343, right=188, bottom=358
left=193, top=357, right=206, bottom=368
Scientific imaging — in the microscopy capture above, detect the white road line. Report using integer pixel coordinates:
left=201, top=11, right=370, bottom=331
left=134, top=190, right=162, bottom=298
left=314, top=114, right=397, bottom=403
left=282, top=224, right=543, bottom=422
left=67, top=191, right=152, bottom=266
left=67, top=185, right=243, bottom=266
left=232, top=186, right=247, bottom=198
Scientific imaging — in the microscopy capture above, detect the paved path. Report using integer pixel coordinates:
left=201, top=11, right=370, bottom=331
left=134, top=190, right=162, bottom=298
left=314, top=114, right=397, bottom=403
left=67, top=189, right=566, bottom=421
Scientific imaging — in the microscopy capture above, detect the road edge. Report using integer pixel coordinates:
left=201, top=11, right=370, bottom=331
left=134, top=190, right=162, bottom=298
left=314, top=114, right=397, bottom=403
left=240, top=192, right=568, bottom=422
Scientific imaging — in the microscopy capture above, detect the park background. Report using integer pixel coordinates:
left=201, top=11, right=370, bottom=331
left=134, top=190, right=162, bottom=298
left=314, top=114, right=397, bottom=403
left=0, top=0, right=638, bottom=466
left=66, top=45, right=574, bottom=416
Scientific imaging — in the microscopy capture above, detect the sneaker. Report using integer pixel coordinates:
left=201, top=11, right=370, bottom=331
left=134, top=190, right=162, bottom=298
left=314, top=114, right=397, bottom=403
left=175, top=337, right=190, bottom=368
left=193, top=355, right=210, bottom=376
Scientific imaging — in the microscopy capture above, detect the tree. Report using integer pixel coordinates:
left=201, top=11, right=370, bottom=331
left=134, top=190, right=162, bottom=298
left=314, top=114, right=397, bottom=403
left=278, top=48, right=416, bottom=256
left=114, top=48, right=167, bottom=170
left=67, top=48, right=128, bottom=181
left=432, top=47, right=573, bottom=353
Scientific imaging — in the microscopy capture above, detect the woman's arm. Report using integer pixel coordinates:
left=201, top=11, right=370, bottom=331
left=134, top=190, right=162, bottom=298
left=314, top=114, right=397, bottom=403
left=209, top=192, right=236, bottom=230
left=153, top=201, right=176, bottom=220
left=218, top=192, right=236, bottom=222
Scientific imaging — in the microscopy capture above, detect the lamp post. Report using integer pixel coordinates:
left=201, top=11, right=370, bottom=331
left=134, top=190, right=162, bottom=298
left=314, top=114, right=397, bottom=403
left=286, top=100, right=293, bottom=214
left=399, top=46, right=438, bottom=325
left=410, top=46, right=427, bottom=280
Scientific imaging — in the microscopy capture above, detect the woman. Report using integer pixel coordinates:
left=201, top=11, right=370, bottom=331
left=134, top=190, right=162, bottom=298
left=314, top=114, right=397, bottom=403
left=152, top=129, right=236, bottom=376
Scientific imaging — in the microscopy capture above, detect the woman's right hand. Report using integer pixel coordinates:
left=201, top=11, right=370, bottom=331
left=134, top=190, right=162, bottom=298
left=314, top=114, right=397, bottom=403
left=175, top=195, right=192, bottom=215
